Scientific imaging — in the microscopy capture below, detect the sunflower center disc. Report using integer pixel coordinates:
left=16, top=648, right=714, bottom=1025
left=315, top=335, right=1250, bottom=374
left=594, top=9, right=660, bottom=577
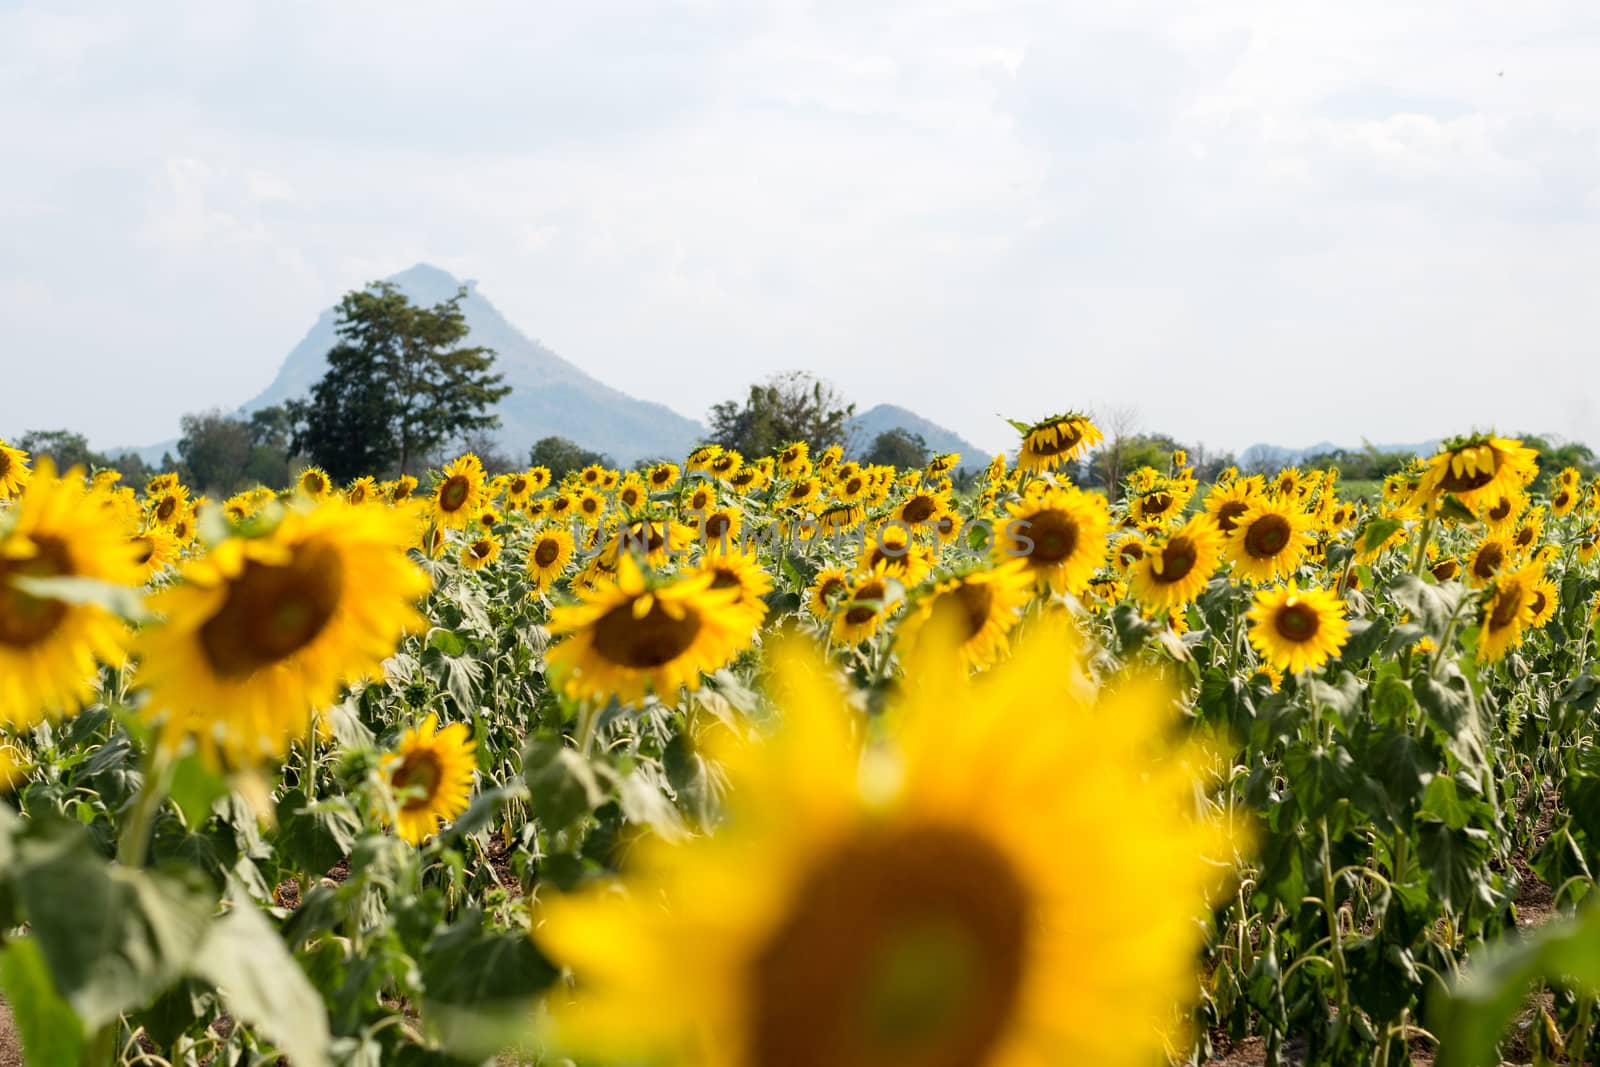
left=1216, top=501, right=1249, bottom=532
left=0, top=536, right=73, bottom=649
left=1274, top=601, right=1320, bottom=642
left=902, top=497, right=937, bottom=524
left=1244, top=515, right=1291, bottom=558
left=393, top=749, right=443, bottom=811
left=1489, top=586, right=1525, bottom=630
left=1473, top=545, right=1505, bottom=580
left=592, top=597, right=705, bottom=669
left=925, top=581, right=994, bottom=644
left=438, top=475, right=470, bottom=512
left=534, top=540, right=562, bottom=567
left=1157, top=538, right=1198, bottom=583
left=843, top=581, right=887, bottom=627
left=748, top=824, right=1030, bottom=1067
left=199, top=543, right=344, bottom=678
left=1438, top=455, right=1497, bottom=494
left=155, top=496, right=178, bottom=523
left=1025, top=510, right=1079, bottom=564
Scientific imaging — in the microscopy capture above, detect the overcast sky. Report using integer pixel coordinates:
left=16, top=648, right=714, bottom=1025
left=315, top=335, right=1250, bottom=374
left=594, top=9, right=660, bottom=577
left=3, top=1, right=1599, bottom=457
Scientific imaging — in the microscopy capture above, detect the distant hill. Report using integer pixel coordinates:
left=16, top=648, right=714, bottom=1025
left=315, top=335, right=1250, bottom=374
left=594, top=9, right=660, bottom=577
left=114, top=264, right=994, bottom=472
left=849, top=404, right=986, bottom=467
left=1239, top=439, right=1443, bottom=467
left=238, top=264, right=705, bottom=466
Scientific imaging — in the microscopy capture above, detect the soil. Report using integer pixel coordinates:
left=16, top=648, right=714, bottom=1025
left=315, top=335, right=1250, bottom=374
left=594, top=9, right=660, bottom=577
left=0, top=998, right=20, bottom=1067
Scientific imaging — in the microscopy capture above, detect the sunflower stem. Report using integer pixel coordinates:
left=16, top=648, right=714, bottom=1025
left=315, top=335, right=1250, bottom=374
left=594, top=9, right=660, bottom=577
left=1410, top=516, right=1435, bottom=577
left=576, top=702, right=601, bottom=758
left=118, top=742, right=174, bottom=870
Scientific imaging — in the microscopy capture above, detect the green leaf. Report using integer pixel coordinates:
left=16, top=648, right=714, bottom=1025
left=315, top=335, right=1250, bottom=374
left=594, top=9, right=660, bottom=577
left=0, top=938, right=85, bottom=1067
left=1361, top=517, right=1405, bottom=554
left=523, top=740, right=608, bottom=834
left=421, top=909, right=559, bottom=1060
left=1418, top=822, right=1491, bottom=914
left=167, top=753, right=231, bottom=830
left=1433, top=904, right=1600, bottom=1067
left=194, top=902, right=332, bottom=1067
left=13, top=820, right=216, bottom=1029
left=1389, top=574, right=1463, bottom=640
left=275, top=790, right=361, bottom=876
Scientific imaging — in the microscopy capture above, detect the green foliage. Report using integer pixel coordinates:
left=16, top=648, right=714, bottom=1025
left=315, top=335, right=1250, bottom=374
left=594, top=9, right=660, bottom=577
left=528, top=435, right=610, bottom=480
left=706, top=370, right=856, bottom=456
left=865, top=427, right=928, bottom=468
left=290, top=282, right=511, bottom=479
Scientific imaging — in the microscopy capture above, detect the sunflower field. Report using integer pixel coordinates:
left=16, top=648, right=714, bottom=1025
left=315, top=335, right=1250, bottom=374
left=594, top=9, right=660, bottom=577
left=3, top=416, right=1600, bottom=1067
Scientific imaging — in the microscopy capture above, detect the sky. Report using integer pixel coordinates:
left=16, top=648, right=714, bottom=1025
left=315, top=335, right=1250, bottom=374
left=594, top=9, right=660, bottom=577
left=3, top=0, right=1599, bottom=458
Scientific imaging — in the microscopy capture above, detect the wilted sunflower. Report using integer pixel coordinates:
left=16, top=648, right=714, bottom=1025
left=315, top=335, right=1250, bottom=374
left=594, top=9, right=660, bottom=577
left=1246, top=582, right=1350, bottom=675
left=1129, top=516, right=1224, bottom=612
left=1014, top=411, right=1104, bottom=474
left=135, top=500, right=429, bottom=766
left=546, top=555, right=757, bottom=704
left=1479, top=564, right=1541, bottom=662
left=997, top=486, right=1111, bottom=595
left=1413, top=434, right=1538, bottom=512
left=534, top=619, right=1232, bottom=1067
left=0, top=462, right=144, bottom=730
left=461, top=534, right=502, bottom=570
left=1224, top=500, right=1314, bottom=583
left=430, top=455, right=489, bottom=530
left=895, top=558, right=1034, bottom=670
left=526, top=528, right=577, bottom=592
left=0, top=439, right=30, bottom=501
left=382, top=713, right=476, bottom=846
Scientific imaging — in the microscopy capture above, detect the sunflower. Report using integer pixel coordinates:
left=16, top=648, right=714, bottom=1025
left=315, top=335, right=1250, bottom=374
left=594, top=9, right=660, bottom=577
left=1128, top=483, right=1189, bottom=527
left=382, top=713, right=476, bottom=846
left=1204, top=479, right=1260, bottom=534
left=430, top=455, right=488, bottom=530
left=832, top=470, right=871, bottom=505
left=814, top=502, right=865, bottom=536
left=707, top=450, right=744, bottom=481
left=387, top=474, right=420, bottom=503
left=526, top=528, right=577, bottom=592
left=1478, top=564, right=1541, bottom=662
left=857, top=525, right=935, bottom=587
left=1430, top=556, right=1461, bottom=582
left=1223, top=499, right=1314, bottom=583
left=895, top=559, right=1035, bottom=670
left=777, top=442, right=811, bottom=479
left=1466, top=537, right=1512, bottom=587
left=0, top=463, right=144, bottom=730
left=781, top=477, right=822, bottom=509
left=461, top=534, right=502, bottom=570
left=690, top=549, right=773, bottom=623
left=830, top=573, right=898, bottom=646
left=475, top=507, right=503, bottom=535
left=1551, top=481, right=1580, bottom=517
left=1246, top=582, right=1350, bottom=675
left=1412, top=434, right=1539, bottom=512
left=1129, top=516, right=1225, bottom=612
left=1512, top=507, right=1544, bottom=555
left=296, top=467, right=332, bottom=501
left=1528, top=576, right=1558, bottom=629
left=1084, top=575, right=1129, bottom=613
left=575, top=489, right=606, bottom=525
left=0, top=439, right=31, bottom=501
left=147, top=482, right=191, bottom=528
left=345, top=476, right=379, bottom=506
left=895, top=490, right=952, bottom=531
left=684, top=481, right=717, bottom=516
left=699, top=507, right=744, bottom=551
left=129, top=526, right=180, bottom=581
left=579, top=464, right=608, bottom=488
left=806, top=567, right=851, bottom=620
left=1111, top=534, right=1148, bottom=574
left=615, top=475, right=648, bottom=512
left=814, top=444, right=843, bottom=473
left=534, top=619, right=1231, bottom=1067
left=685, top=445, right=723, bottom=475
left=606, top=517, right=695, bottom=569
left=546, top=555, right=757, bottom=704
left=648, top=463, right=680, bottom=491
left=135, top=500, right=430, bottom=766
left=1015, top=411, right=1104, bottom=474
left=997, top=486, right=1111, bottom=595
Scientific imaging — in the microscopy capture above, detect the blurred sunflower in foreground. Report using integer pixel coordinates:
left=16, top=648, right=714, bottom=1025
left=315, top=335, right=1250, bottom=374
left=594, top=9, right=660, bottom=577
left=135, top=499, right=429, bottom=767
left=535, top=618, right=1234, bottom=1067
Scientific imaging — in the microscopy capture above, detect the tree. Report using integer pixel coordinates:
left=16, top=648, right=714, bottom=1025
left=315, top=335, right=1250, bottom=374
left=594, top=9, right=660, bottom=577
left=18, top=429, right=105, bottom=472
left=1519, top=433, right=1597, bottom=490
left=460, top=430, right=517, bottom=475
left=706, top=371, right=856, bottom=457
left=178, top=410, right=254, bottom=493
left=1085, top=405, right=1140, bottom=498
left=291, top=282, right=511, bottom=478
left=529, top=436, right=610, bottom=480
left=866, top=428, right=929, bottom=469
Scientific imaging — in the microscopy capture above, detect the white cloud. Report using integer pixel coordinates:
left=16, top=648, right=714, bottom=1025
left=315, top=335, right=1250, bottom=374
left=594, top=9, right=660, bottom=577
left=1, top=0, right=1597, bottom=456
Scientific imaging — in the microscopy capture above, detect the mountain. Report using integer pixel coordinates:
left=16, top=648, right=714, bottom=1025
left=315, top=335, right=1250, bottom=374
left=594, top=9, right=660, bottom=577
left=849, top=404, right=987, bottom=467
left=1239, top=439, right=1443, bottom=466
left=239, top=264, right=706, bottom=465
